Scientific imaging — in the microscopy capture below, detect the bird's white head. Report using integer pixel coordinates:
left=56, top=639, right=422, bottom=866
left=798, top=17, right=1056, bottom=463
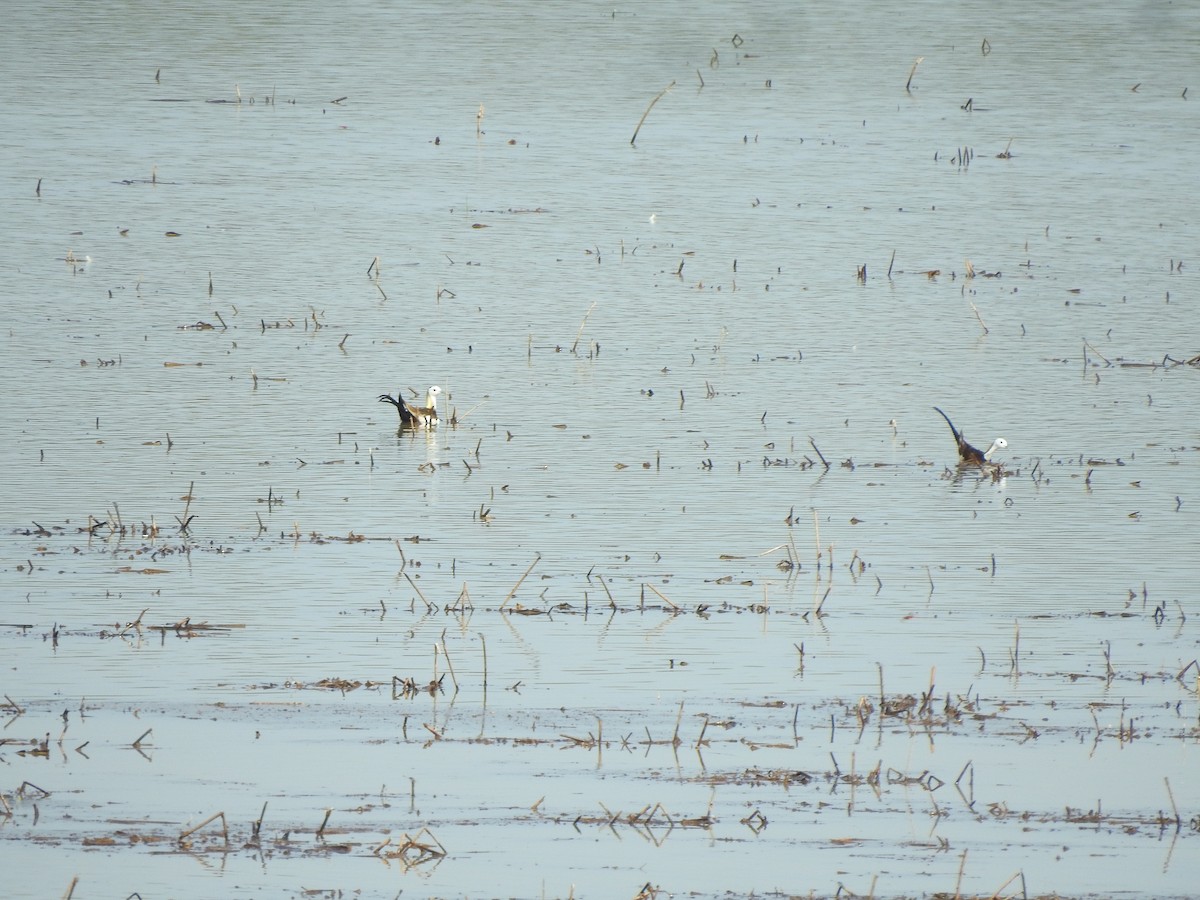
left=984, top=437, right=1008, bottom=461
left=425, top=385, right=441, bottom=406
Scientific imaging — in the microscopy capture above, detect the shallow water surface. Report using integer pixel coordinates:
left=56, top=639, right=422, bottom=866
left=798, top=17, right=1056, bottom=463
left=2, top=1, right=1198, bottom=898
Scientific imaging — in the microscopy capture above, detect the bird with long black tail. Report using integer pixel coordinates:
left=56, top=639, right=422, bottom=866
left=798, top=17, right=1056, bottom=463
left=933, top=407, right=1007, bottom=465
left=379, top=385, right=441, bottom=428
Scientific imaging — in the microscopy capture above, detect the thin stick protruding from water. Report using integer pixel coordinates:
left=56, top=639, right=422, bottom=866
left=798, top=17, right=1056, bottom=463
left=595, top=572, right=617, bottom=609
left=969, top=301, right=989, bottom=335
left=181, top=480, right=194, bottom=529
left=1083, top=338, right=1111, bottom=367
left=1164, top=777, right=1181, bottom=830
left=905, top=57, right=925, bottom=93
left=477, top=631, right=488, bottom=688
left=179, top=811, right=228, bottom=844
left=439, top=631, right=460, bottom=693
left=571, top=301, right=597, bottom=354
left=953, top=847, right=968, bottom=898
left=1010, top=620, right=1021, bottom=676
left=404, top=572, right=434, bottom=612
left=808, top=437, right=830, bottom=470
left=630, top=81, right=676, bottom=146
left=501, top=554, right=541, bottom=610
left=644, top=582, right=680, bottom=611
left=253, top=801, right=268, bottom=837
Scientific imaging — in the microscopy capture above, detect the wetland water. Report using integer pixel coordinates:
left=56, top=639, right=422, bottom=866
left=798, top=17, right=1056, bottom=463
left=2, top=1, right=1198, bottom=897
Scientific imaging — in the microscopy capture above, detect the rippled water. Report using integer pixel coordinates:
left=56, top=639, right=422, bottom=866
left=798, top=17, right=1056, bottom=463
left=2, top=1, right=1198, bottom=898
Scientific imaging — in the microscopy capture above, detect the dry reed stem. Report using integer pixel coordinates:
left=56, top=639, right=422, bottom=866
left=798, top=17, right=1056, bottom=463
left=1084, top=338, right=1112, bottom=367
left=808, top=437, right=830, bottom=470
left=595, top=572, right=617, bottom=608
left=455, top=399, right=488, bottom=423
left=671, top=700, right=685, bottom=746
left=630, top=81, right=676, bottom=146
left=179, top=480, right=195, bottom=533
left=500, top=554, right=541, bottom=610
left=253, top=801, right=267, bottom=837
left=953, top=847, right=967, bottom=898
left=1011, top=620, right=1021, bottom=675
left=61, top=876, right=78, bottom=900
left=813, top=587, right=831, bottom=616
left=476, top=631, right=488, bottom=687
left=571, top=301, right=597, bottom=354
left=404, top=572, right=434, bottom=611
left=643, top=582, right=679, bottom=611
left=439, top=634, right=459, bottom=693
left=906, top=57, right=924, bottom=92
left=988, top=869, right=1024, bottom=899
left=411, top=825, right=447, bottom=856
left=179, top=810, right=228, bottom=844
left=969, top=301, right=989, bottom=335
left=1164, top=776, right=1181, bottom=829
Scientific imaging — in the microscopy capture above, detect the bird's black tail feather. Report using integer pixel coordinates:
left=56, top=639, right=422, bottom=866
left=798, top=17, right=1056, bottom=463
left=379, top=391, right=416, bottom=426
left=932, top=406, right=963, bottom=443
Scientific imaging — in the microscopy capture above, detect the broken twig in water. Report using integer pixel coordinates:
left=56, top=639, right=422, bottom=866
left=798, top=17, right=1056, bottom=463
left=644, top=582, right=680, bottom=611
left=571, top=301, right=597, bottom=354
left=179, top=811, right=228, bottom=844
left=630, top=81, right=676, bottom=146
left=500, top=554, right=541, bottom=610
left=969, top=301, right=989, bottom=335
left=906, top=57, right=925, bottom=93
left=809, top=437, right=830, bottom=471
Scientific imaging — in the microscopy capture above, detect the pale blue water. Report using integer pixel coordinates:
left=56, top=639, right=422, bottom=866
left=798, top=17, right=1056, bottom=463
left=2, top=1, right=1198, bottom=898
